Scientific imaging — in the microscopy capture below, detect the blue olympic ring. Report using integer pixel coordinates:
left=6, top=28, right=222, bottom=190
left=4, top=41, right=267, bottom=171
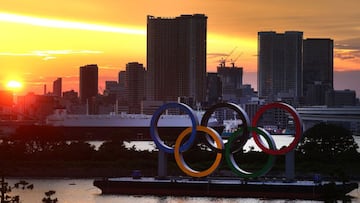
left=149, top=102, right=199, bottom=154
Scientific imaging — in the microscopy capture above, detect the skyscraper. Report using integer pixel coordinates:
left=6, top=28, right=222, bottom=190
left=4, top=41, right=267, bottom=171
left=53, top=77, right=62, bottom=97
left=126, top=62, right=146, bottom=113
left=79, top=64, right=98, bottom=104
left=146, top=14, right=207, bottom=104
left=258, top=31, right=303, bottom=101
left=303, top=38, right=333, bottom=94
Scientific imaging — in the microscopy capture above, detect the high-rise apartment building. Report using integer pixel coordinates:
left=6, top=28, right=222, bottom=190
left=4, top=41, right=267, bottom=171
left=79, top=64, right=98, bottom=108
left=258, top=31, right=303, bottom=101
left=53, top=77, right=62, bottom=97
left=303, top=38, right=333, bottom=105
left=146, top=14, right=207, bottom=104
left=126, top=62, right=146, bottom=113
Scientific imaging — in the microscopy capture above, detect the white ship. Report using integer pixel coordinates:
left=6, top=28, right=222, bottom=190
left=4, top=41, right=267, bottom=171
left=46, top=109, right=219, bottom=128
left=12, top=109, right=222, bottom=141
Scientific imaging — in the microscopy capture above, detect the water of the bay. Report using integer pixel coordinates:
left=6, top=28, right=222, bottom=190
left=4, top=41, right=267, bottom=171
left=7, top=178, right=360, bottom=203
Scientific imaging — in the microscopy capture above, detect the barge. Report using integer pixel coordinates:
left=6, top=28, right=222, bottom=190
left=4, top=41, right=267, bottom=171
left=93, top=176, right=358, bottom=200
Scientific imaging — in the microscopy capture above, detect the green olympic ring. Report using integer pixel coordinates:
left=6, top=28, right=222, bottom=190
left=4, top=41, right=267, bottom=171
left=225, top=127, right=276, bottom=178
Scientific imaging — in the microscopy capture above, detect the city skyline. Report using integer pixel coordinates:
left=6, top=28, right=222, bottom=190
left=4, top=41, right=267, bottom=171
left=1, top=0, right=360, bottom=96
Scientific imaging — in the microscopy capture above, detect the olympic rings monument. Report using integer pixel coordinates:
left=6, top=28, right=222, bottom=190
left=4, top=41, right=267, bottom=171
left=94, top=102, right=359, bottom=199
left=150, top=102, right=303, bottom=180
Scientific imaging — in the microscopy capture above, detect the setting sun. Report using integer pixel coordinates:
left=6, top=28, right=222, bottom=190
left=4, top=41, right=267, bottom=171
left=6, top=80, right=23, bottom=90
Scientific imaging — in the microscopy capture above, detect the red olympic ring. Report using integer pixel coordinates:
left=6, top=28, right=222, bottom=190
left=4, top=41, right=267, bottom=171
left=252, top=102, right=303, bottom=155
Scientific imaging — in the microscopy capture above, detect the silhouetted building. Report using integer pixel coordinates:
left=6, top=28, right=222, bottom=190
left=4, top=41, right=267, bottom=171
left=105, top=81, right=119, bottom=91
left=238, top=84, right=257, bottom=104
left=103, top=81, right=121, bottom=104
left=16, top=93, right=57, bottom=121
left=304, top=82, right=329, bottom=105
left=217, top=63, right=243, bottom=101
left=53, top=78, right=62, bottom=97
left=63, top=90, right=78, bottom=103
left=79, top=64, right=98, bottom=114
left=79, top=64, right=98, bottom=103
left=118, top=71, right=126, bottom=87
left=0, top=90, right=13, bottom=107
left=126, top=62, right=146, bottom=113
left=243, top=103, right=261, bottom=123
left=206, top=72, right=222, bottom=106
left=303, top=38, right=333, bottom=105
left=326, top=89, right=356, bottom=107
left=258, top=31, right=303, bottom=102
left=147, top=14, right=207, bottom=104
left=0, top=90, right=14, bottom=120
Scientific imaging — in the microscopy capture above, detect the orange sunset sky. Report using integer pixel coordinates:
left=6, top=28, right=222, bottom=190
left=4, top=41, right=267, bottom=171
left=0, top=0, right=359, bottom=96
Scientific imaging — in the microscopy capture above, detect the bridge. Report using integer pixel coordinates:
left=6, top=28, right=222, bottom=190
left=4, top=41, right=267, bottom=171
left=296, top=106, right=360, bottom=134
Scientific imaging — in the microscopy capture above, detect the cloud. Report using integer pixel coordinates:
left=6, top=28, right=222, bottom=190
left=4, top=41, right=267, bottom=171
left=334, top=38, right=360, bottom=62
left=43, top=56, right=56, bottom=60
left=335, top=38, right=360, bottom=50
left=0, top=12, right=146, bottom=35
left=207, top=53, right=229, bottom=58
left=334, top=50, right=360, bottom=61
left=0, top=50, right=103, bottom=60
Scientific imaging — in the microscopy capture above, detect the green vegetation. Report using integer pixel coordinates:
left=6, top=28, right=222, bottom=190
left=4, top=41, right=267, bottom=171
left=0, top=139, right=159, bottom=177
left=295, top=123, right=360, bottom=180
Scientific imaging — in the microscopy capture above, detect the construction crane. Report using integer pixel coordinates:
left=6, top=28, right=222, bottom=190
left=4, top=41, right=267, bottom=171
left=230, top=52, right=243, bottom=67
left=219, top=47, right=237, bottom=67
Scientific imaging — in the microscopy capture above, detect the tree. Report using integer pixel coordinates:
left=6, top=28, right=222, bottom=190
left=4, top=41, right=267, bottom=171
left=96, top=141, right=128, bottom=161
left=296, top=122, right=359, bottom=160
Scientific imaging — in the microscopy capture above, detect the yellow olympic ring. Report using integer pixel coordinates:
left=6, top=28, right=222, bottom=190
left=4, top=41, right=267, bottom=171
left=174, top=126, right=224, bottom=178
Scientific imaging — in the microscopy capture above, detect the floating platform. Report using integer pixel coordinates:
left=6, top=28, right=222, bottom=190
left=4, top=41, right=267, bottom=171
left=93, top=177, right=358, bottom=200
